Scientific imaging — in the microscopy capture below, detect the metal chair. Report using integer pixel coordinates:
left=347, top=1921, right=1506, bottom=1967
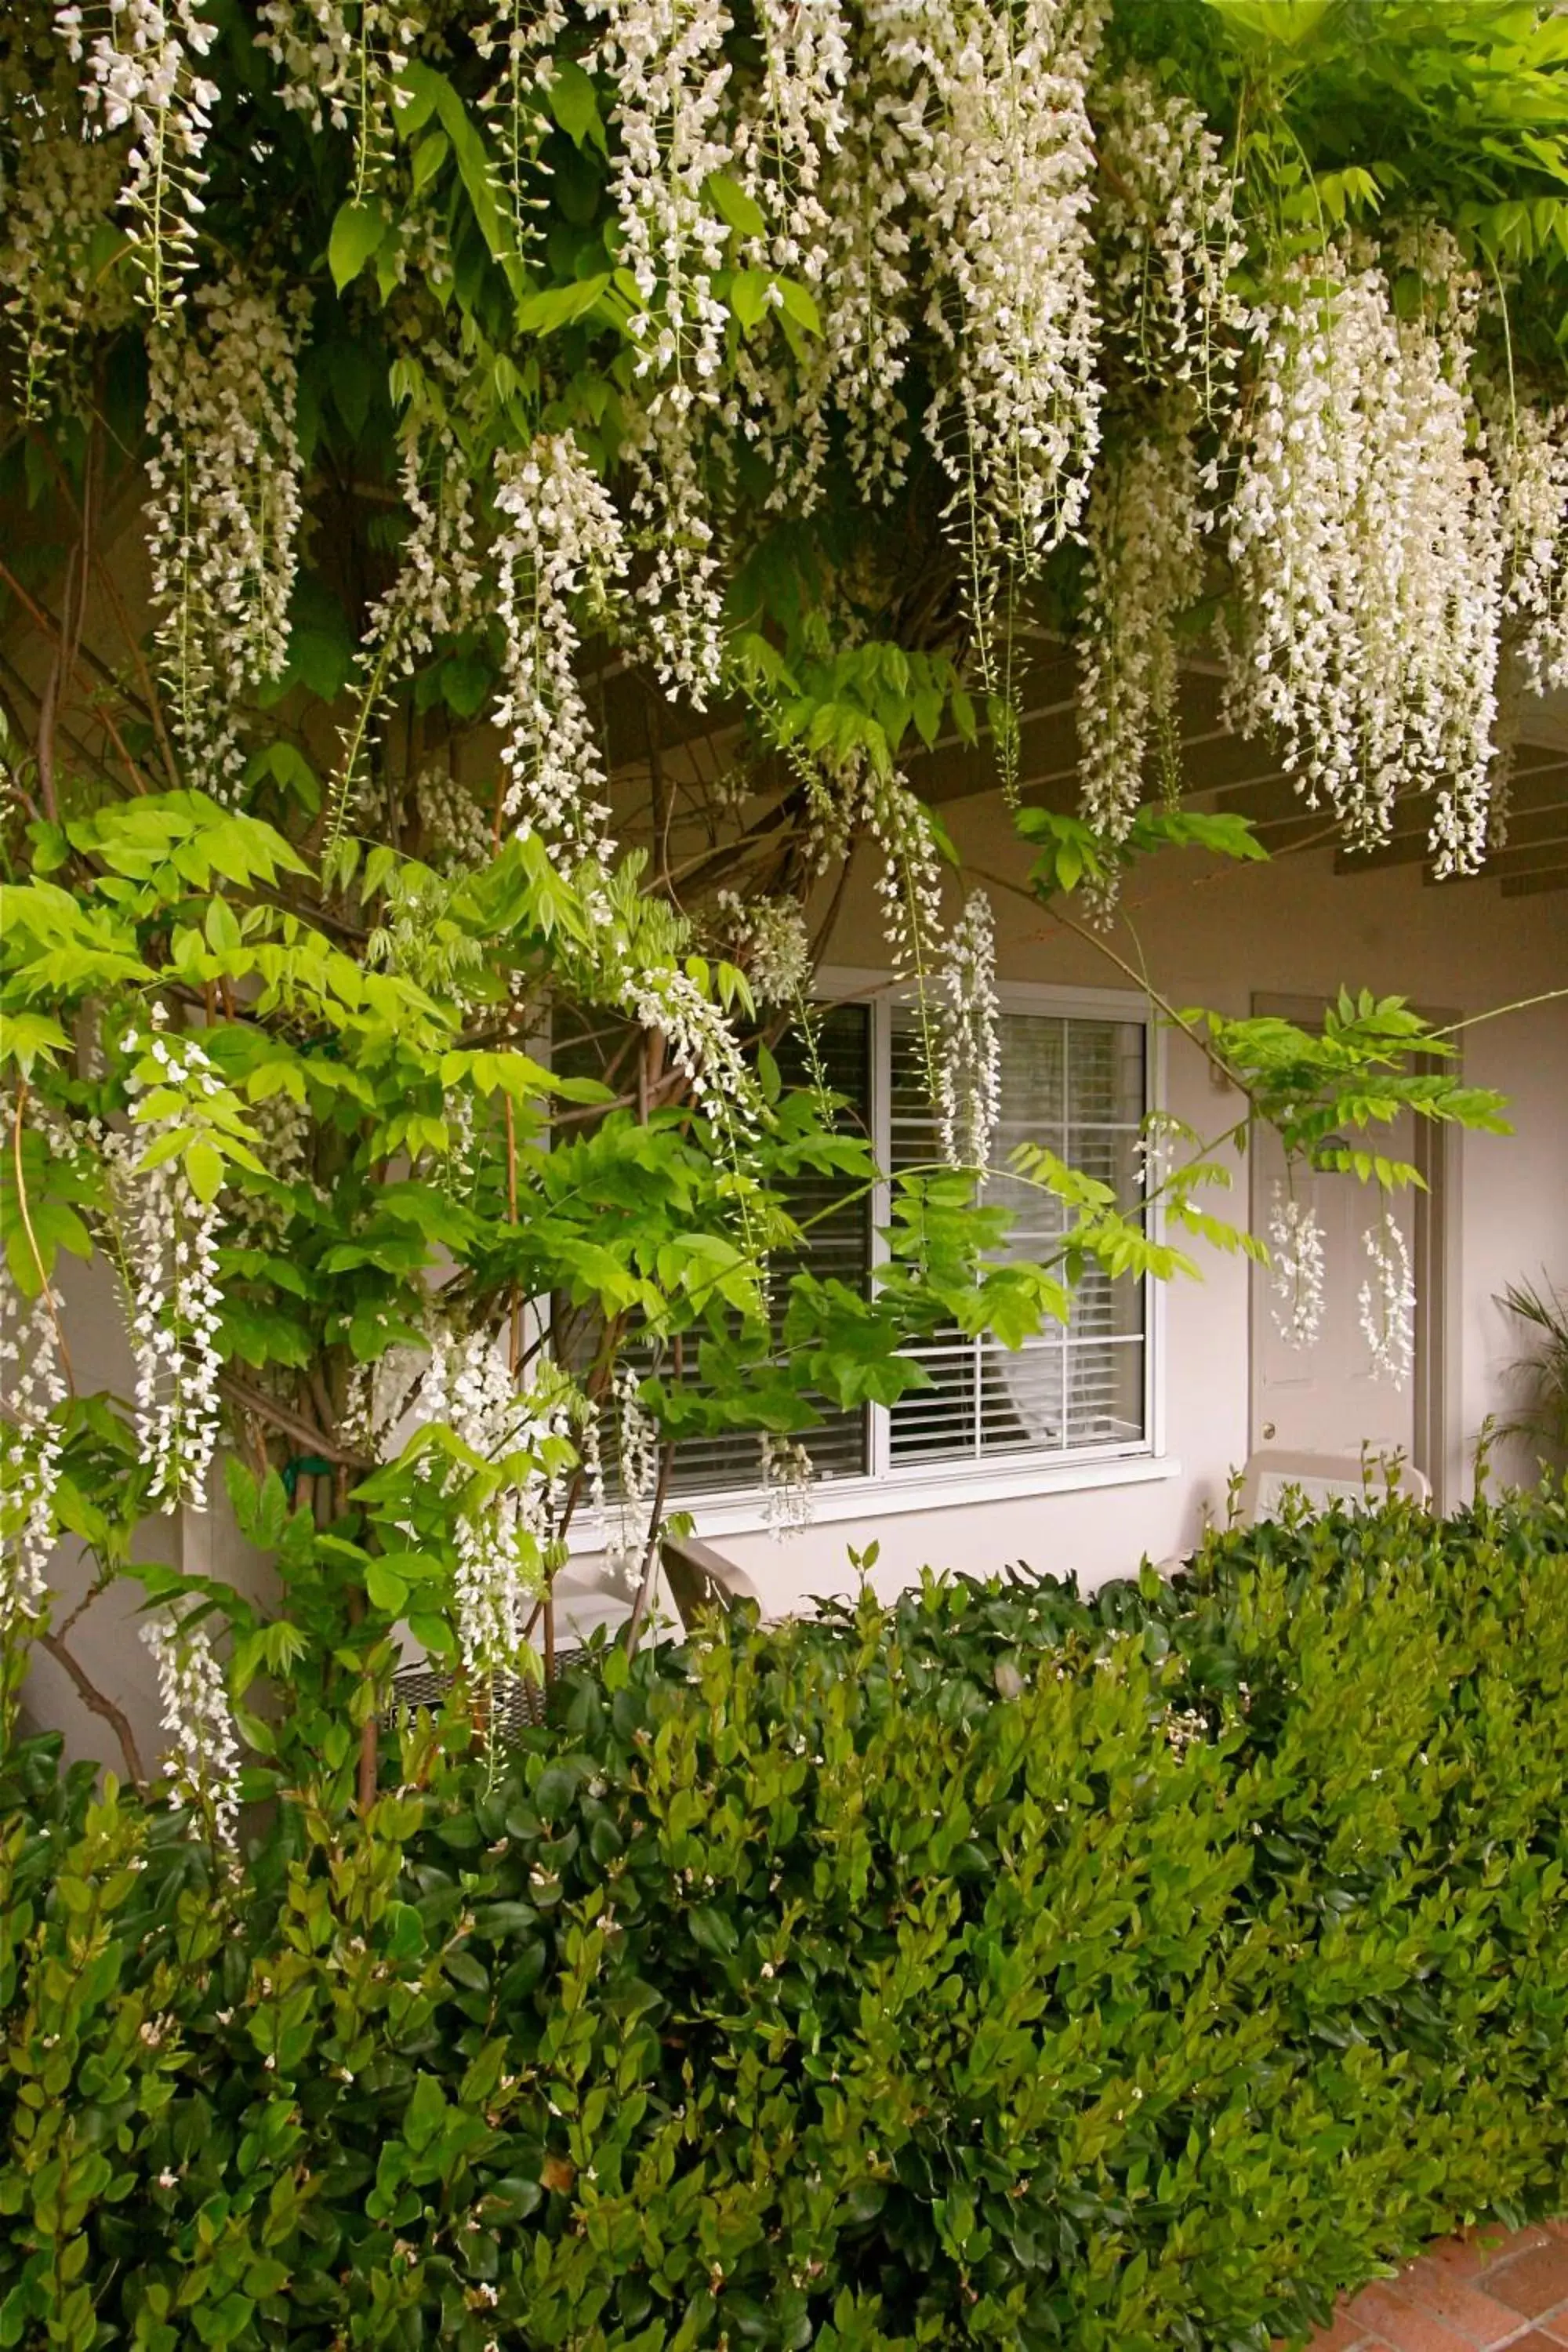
left=659, top=1532, right=762, bottom=1629
left=1235, top=1447, right=1431, bottom=1526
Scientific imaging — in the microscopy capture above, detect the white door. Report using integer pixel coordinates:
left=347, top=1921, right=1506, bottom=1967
left=1250, top=1116, right=1417, bottom=1462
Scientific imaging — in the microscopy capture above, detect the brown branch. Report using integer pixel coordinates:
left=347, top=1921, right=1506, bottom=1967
left=37, top=1629, right=147, bottom=1786
left=218, top=1371, right=372, bottom=1469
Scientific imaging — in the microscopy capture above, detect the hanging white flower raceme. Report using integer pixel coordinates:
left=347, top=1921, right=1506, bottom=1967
left=1491, top=394, right=1568, bottom=695
left=256, top=0, right=419, bottom=198
left=421, top=1327, right=572, bottom=1682
left=759, top=1432, right=814, bottom=1537
left=725, top=0, right=851, bottom=509
left=0, top=1262, right=68, bottom=1637
left=140, top=1602, right=241, bottom=1849
left=933, top=889, right=1000, bottom=1171
left=792, top=4, right=925, bottom=499
left=623, top=960, right=767, bottom=1149
left=329, top=430, right=485, bottom=840
left=143, top=273, right=305, bottom=797
left=713, top=890, right=812, bottom=1007
left=56, top=0, right=220, bottom=318
left=107, top=1024, right=225, bottom=1511
left=833, top=759, right=946, bottom=996
left=607, top=1359, right=659, bottom=1577
left=1359, top=1209, right=1414, bottom=1388
left=1077, top=426, right=1202, bottom=844
left=476, top=0, right=566, bottom=252
left=493, top=434, right=627, bottom=872
left=0, top=112, right=134, bottom=414
left=341, top=1342, right=425, bottom=1461
left=915, top=0, right=1105, bottom=610
left=223, top=1088, right=310, bottom=1245
left=586, top=0, right=733, bottom=700
left=1093, top=64, right=1243, bottom=417
left=1223, top=245, right=1501, bottom=871
left=1267, top=1182, right=1326, bottom=1350
left=414, top=764, right=494, bottom=873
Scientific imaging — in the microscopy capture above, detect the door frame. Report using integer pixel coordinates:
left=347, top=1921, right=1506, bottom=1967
left=1248, top=993, right=1462, bottom=1508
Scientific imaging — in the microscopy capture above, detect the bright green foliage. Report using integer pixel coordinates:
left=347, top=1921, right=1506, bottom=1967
left=2, top=1487, right=1566, bottom=2349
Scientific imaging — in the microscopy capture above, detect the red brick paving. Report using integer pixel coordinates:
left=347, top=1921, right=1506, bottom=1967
left=1295, top=2223, right=1568, bottom=2351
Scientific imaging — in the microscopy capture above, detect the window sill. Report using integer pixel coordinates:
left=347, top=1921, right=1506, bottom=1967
left=566, top=1450, right=1183, bottom=1552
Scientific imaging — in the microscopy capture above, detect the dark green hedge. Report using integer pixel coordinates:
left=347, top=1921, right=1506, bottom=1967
left=3, top=1486, right=1567, bottom=2351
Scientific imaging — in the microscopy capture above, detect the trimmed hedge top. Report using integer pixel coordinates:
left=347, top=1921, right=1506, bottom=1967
left=3, top=1486, right=1567, bottom=2351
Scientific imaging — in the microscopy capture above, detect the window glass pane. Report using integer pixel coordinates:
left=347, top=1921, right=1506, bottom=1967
left=888, top=1000, right=1146, bottom=1464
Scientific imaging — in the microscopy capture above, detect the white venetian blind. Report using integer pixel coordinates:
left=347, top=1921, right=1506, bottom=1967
left=886, top=1003, right=1147, bottom=1464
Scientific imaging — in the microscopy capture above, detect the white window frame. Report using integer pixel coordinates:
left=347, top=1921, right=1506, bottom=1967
left=563, top=967, right=1172, bottom=1549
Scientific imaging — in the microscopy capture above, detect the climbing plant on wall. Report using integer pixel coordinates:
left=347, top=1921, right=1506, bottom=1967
left=0, top=0, right=1554, bottom=1814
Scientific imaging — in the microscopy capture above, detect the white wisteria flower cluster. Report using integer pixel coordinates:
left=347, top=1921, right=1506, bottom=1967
left=1094, top=64, right=1243, bottom=414
left=759, top=1431, right=814, bottom=1536
left=256, top=0, right=420, bottom=197
left=144, top=272, right=305, bottom=796
left=914, top=0, right=1103, bottom=607
left=1221, top=243, right=1541, bottom=878
left=421, top=1327, right=573, bottom=1682
left=934, top=888, right=1000, bottom=1171
left=56, top=0, right=220, bottom=318
left=494, top=434, right=628, bottom=870
left=714, top=890, right=812, bottom=1007
left=1266, top=1184, right=1326, bottom=1352
left=1077, top=426, right=1202, bottom=844
left=725, top=0, right=850, bottom=507
left=140, top=1599, right=241, bottom=1849
left=586, top=0, right=734, bottom=700
left=0, top=98, right=134, bottom=414
left=1359, top=1209, right=1415, bottom=1388
left=109, top=1022, right=225, bottom=1511
left=0, top=1263, right=67, bottom=1636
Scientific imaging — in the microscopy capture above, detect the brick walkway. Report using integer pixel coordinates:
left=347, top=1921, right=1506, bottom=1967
left=1301, top=2220, right=1568, bottom=2350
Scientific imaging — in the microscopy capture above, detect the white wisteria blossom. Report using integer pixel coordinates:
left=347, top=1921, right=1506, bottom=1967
left=0, top=111, right=133, bottom=413
left=144, top=273, right=305, bottom=795
left=1094, top=64, right=1243, bottom=416
left=759, top=1432, right=814, bottom=1536
left=725, top=0, right=851, bottom=507
left=624, top=964, right=767, bottom=1142
left=107, top=1023, right=225, bottom=1510
left=916, top=0, right=1105, bottom=607
left=793, top=10, right=924, bottom=495
left=586, top=0, right=733, bottom=698
left=934, top=889, right=1000, bottom=1170
left=493, top=434, right=627, bottom=870
left=56, top=0, right=220, bottom=316
left=607, top=1359, right=659, bottom=1575
left=714, top=890, right=812, bottom=1006
left=1267, top=1183, right=1326, bottom=1351
left=0, top=1264, right=67, bottom=1636
left=256, top=0, right=419, bottom=198
left=1224, top=245, right=1502, bottom=873
left=140, top=1600, right=241, bottom=1849
left=1359, top=1209, right=1415, bottom=1388
left=1077, top=427, right=1202, bottom=844
left=476, top=0, right=566, bottom=251
left=415, top=764, right=495, bottom=873
left=421, top=1328, right=572, bottom=1681
left=1491, top=394, right=1568, bottom=695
